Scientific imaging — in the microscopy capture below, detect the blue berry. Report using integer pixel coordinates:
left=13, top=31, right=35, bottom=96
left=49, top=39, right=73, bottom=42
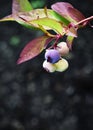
left=45, top=49, right=60, bottom=64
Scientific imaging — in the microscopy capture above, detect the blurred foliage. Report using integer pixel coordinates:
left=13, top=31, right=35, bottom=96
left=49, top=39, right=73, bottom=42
left=30, top=0, right=46, bottom=9
left=10, top=36, right=21, bottom=46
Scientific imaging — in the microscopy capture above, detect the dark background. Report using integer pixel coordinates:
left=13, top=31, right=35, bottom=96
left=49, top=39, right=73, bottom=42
left=0, top=0, right=93, bottom=130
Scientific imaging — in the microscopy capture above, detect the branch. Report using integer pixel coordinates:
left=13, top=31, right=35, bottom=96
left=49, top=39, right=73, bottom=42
left=75, top=16, right=93, bottom=27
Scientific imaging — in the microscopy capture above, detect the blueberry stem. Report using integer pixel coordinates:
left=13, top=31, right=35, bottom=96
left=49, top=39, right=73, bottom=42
left=47, top=34, right=62, bottom=50
left=75, top=16, right=93, bottom=27
left=53, top=34, right=62, bottom=48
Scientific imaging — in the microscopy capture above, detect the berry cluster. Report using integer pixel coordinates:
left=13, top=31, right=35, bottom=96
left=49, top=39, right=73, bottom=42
left=43, top=42, right=69, bottom=73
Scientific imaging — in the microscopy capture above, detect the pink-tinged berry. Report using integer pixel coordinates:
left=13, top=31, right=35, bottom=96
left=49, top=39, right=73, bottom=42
left=43, top=60, right=56, bottom=73
left=54, top=58, right=69, bottom=72
left=56, top=42, right=69, bottom=56
left=45, top=49, right=60, bottom=64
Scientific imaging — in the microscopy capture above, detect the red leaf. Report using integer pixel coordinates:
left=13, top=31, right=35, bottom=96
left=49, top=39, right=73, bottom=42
left=17, top=36, right=52, bottom=64
left=12, top=0, right=20, bottom=14
left=68, top=7, right=85, bottom=22
left=51, top=2, right=85, bottom=23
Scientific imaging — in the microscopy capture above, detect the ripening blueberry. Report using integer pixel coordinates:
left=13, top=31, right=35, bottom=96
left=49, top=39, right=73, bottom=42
left=54, top=58, right=69, bottom=72
left=56, top=42, right=69, bottom=56
left=45, top=49, right=60, bottom=64
left=43, top=60, right=56, bottom=72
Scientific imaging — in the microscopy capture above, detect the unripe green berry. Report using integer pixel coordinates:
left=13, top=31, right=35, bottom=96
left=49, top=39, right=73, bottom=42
left=56, top=42, right=69, bottom=56
left=43, top=60, right=56, bottom=73
left=54, top=58, right=69, bottom=72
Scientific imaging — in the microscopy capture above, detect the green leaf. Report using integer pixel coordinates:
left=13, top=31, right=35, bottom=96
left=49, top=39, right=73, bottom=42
left=16, top=9, right=68, bottom=34
left=17, top=36, right=53, bottom=64
left=18, top=9, right=70, bottom=25
left=66, top=36, right=74, bottom=49
left=0, top=10, right=68, bottom=33
left=0, top=7, right=69, bottom=34
left=28, top=17, right=65, bottom=35
left=0, top=3, right=71, bottom=35
left=49, top=10, right=70, bottom=26
left=12, top=0, right=33, bottom=14
left=0, top=15, right=14, bottom=22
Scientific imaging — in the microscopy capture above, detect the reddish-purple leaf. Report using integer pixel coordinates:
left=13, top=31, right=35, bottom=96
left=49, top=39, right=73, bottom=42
left=17, top=36, right=53, bottom=64
left=51, top=2, right=85, bottom=24
left=68, top=7, right=85, bottom=22
left=12, top=0, right=20, bottom=14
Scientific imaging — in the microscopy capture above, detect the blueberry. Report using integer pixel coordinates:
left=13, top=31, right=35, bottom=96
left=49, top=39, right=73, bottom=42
left=45, top=49, right=60, bottom=64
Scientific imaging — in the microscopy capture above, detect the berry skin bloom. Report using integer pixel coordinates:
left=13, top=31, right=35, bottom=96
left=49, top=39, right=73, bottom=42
left=56, top=42, right=69, bottom=56
left=45, top=49, right=60, bottom=64
left=43, top=60, right=56, bottom=72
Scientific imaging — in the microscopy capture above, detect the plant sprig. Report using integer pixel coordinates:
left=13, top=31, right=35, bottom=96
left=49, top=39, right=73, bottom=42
left=0, top=0, right=93, bottom=72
